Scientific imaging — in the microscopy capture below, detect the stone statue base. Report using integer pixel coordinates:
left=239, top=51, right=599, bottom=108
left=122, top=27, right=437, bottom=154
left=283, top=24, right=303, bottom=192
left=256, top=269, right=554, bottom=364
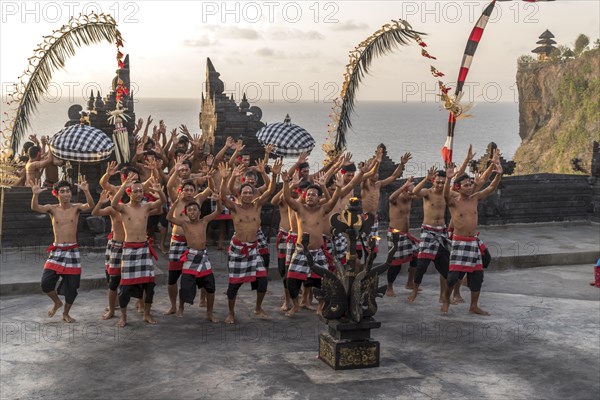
left=318, top=318, right=381, bottom=370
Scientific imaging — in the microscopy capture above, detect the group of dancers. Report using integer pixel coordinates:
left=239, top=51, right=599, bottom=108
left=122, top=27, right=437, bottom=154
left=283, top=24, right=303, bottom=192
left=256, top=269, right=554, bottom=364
left=29, top=117, right=503, bottom=326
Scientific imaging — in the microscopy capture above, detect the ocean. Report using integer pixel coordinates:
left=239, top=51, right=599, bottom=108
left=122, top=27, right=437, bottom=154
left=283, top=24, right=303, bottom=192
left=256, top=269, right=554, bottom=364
left=13, top=98, right=520, bottom=175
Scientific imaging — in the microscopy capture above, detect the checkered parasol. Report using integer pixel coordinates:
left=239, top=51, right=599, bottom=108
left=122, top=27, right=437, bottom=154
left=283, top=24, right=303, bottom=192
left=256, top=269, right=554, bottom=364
left=49, top=124, right=114, bottom=163
left=255, top=117, right=315, bottom=157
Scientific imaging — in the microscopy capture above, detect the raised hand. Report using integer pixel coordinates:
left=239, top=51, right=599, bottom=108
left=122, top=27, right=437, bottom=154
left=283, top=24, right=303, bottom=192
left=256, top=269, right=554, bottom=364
left=77, top=175, right=89, bottom=192
left=254, top=159, right=266, bottom=173
left=206, top=154, right=214, bottom=167
left=225, top=136, right=235, bottom=148
left=219, top=162, right=232, bottom=178
left=492, top=148, right=502, bottom=166
left=28, top=134, right=39, bottom=145
left=40, top=135, right=48, bottom=146
left=265, top=144, right=275, bottom=155
left=467, top=144, right=476, bottom=161
left=401, top=152, right=412, bottom=165
left=106, top=161, right=119, bottom=176
left=234, top=139, right=245, bottom=152
left=426, top=165, right=437, bottom=179
left=31, top=179, right=46, bottom=195
left=134, top=118, right=144, bottom=134
left=297, top=151, right=308, bottom=165
left=136, top=142, right=144, bottom=156
left=99, top=189, right=110, bottom=203
left=233, top=164, right=245, bottom=177
left=446, top=165, right=456, bottom=180
left=170, top=128, right=178, bottom=141
left=124, top=173, right=137, bottom=187
left=271, top=158, right=283, bottom=175
left=179, top=124, right=190, bottom=136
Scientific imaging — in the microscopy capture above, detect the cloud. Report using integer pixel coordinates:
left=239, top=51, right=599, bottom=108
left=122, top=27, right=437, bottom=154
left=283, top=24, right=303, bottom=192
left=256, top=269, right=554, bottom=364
left=257, top=47, right=275, bottom=57
left=266, top=28, right=324, bottom=40
left=183, top=37, right=217, bottom=47
left=207, top=25, right=261, bottom=39
left=330, top=20, right=369, bottom=31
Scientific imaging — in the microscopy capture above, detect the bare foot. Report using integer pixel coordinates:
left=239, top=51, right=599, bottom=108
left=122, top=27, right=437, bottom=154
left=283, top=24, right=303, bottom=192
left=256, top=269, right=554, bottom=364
left=280, top=302, right=291, bottom=311
left=469, top=306, right=490, bottom=316
left=48, top=301, right=63, bottom=318
left=175, top=309, right=184, bottom=318
left=301, top=302, right=315, bottom=311
left=253, top=309, right=270, bottom=320
left=451, top=296, right=465, bottom=305
left=101, top=310, right=115, bottom=320
left=285, top=305, right=300, bottom=317
left=407, top=292, right=418, bottom=304
left=116, top=317, right=127, bottom=328
left=144, top=315, right=157, bottom=324
left=206, top=313, right=219, bottom=323
left=62, top=314, right=76, bottom=323
left=385, top=289, right=397, bottom=297
left=405, top=285, right=422, bottom=291
left=439, top=297, right=444, bottom=304
left=440, top=301, right=450, bottom=315
left=199, top=299, right=207, bottom=308
left=163, top=308, right=176, bottom=315
left=160, top=245, right=168, bottom=255
left=224, top=313, right=235, bottom=324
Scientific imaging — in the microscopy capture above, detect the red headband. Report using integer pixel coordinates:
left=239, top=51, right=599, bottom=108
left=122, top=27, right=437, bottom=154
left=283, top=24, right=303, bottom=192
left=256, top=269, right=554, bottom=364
left=241, top=177, right=245, bottom=183
left=237, top=156, right=242, bottom=162
left=52, top=189, right=58, bottom=197
left=294, top=187, right=302, bottom=194
left=452, top=183, right=460, bottom=191
left=340, top=169, right=346, bottom=175
left=178, top=188, right=182, bottom=193
left=121, top=173, right=127, bottom=181
left=302, top=190, right=308, bottom=200
left=125, top=187, right=132, bottom=195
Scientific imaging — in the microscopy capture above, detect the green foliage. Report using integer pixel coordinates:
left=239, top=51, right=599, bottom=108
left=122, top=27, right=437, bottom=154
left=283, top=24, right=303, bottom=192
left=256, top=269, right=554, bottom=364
left=518, top=54, right=535, bottom=64
left=574, top=34, right=590, bottom=56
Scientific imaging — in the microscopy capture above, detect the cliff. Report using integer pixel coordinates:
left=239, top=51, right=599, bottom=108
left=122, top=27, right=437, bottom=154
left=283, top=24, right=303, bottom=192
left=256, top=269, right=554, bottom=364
left=514, top=48, right=600, bottom=174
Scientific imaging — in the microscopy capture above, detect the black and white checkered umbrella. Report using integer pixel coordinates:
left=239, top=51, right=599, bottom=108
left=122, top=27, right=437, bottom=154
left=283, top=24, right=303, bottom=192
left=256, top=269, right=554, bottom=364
left=255, top=118, right=315, bottom=157
left=49, top=124, right=114, bottom=163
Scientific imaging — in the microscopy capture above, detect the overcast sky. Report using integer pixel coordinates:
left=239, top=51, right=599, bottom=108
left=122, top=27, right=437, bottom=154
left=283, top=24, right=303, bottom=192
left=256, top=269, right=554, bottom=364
left=1, top=0, right=598, bottom=103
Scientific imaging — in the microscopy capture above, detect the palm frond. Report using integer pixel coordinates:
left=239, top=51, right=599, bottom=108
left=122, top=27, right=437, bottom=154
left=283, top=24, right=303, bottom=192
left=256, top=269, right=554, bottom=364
left=328, top=20, right=423, bottom=152
left=2, top=13, right=122, bottom=154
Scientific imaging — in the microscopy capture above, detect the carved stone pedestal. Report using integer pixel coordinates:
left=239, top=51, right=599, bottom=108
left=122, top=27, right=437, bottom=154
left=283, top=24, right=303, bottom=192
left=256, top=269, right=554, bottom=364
left=318, top=318, right=381, bottom=370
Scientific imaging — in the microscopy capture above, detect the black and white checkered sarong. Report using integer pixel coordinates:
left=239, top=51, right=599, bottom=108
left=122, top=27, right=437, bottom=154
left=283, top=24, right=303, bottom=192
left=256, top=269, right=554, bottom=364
left=257, top=228, right=269, bottom=255
left=182, top=248, right=212, bottom=277
left=417, top=224, right=449, bottom=261
left=44, top=243, right=81, bottom=275
left=228, top=237, right=266, bottom=283
left=276, top=228, right=288, bottom=259
left=287, top=245, right=328, bottom=280
left=120, top=242, right=156, bottom=285
left=449, top=236, right=486, bottom=272
left=107, top=241, right=123, bottom=276
left=168, top=235, right=187, bottom=270
left=387, top=229, right=418, bottom=266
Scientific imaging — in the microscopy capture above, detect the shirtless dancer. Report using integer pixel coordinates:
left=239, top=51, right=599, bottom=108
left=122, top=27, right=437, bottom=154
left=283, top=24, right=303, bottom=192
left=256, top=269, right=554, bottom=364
left=408, top=167, right=451, bottom=305
left=271, top=187, right=293, bottom=311
left=31, top=178, right=95, bottom=323
left=111, top=175, right=166, bottom=327
left=167, top=195, right=222, bottom=322
left=219, top=159, right=282, bottom=324
left=361, top=150, right=411, bottom=260
left=92, top=190, right=125, bottom=320
left=25, top=146, right=54, bottom=187
left=164, top=179, right=212, bottom=316
left=284, top=173, right=342, bottom=317
left=386, top=177, right=420, bottom=296
left=442, top=152, right=503, bottom=315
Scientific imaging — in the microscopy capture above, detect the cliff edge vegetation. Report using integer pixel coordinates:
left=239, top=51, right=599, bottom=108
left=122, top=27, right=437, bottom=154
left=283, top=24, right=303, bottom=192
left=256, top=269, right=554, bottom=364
left=514, top=47, right=599, bottom=174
